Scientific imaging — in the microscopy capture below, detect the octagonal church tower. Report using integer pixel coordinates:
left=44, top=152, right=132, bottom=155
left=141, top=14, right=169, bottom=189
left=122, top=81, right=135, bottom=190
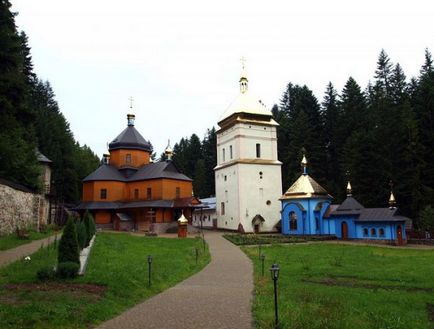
left=214, top=66, right=282, bottom=233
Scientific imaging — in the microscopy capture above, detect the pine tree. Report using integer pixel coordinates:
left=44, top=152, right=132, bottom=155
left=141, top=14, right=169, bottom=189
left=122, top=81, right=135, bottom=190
left=58, top=216, right=80, bottom=265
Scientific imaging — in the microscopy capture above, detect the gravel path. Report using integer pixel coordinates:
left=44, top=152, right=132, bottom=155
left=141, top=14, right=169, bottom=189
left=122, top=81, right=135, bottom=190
left=0, top=233, right=61, bottom=268
left=98, top=232, right=253, bottom=329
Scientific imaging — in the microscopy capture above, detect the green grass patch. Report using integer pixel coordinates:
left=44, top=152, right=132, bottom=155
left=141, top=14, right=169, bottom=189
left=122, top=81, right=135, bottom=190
left=0, top=228, right=59, bottom=251
left=243, top=243, right=434, bottom=329
left=0, top=232, right=210, bottom=328
left=223, top=233, right=335, bottom=246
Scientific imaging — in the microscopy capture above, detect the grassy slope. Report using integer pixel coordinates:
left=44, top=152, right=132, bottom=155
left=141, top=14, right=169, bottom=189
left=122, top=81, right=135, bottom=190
left=0, top=233, right=210, bottom=328
left=242, top=243, right=434, bottom=329
left=0, top=230, right=58, bottom=251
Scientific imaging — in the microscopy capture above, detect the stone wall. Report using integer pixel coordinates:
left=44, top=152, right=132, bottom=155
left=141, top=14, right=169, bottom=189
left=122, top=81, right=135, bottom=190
left=0, top=181, right=50, bottom=236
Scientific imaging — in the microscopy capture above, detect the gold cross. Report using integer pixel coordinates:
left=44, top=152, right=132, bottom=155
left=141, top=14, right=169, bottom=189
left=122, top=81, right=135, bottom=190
left=129, top=96, right=134, bottom=109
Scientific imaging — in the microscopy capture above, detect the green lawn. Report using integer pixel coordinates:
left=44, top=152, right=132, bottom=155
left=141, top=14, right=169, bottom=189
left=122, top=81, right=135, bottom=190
left=0, top=228, right=59, bottom=251
left=242, top=243, right=434, bottom=329
left=0, top=232, right=210, bottom=328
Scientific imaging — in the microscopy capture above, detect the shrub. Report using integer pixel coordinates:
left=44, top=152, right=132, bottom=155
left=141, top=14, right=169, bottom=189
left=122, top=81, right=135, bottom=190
left=58, top=217, right=80, bottom=265
left=76, top=221, right=87, bottom=250
left=37, top=266, right=55, bottom=281
left=56, top=262, right=79, bottom=279
left=83, top=211, right=96, bottom=246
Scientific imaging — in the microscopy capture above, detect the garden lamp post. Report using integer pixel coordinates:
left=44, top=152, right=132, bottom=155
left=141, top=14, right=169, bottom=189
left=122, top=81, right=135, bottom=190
left=270, top=263, right=280, bottom=328
left=258, top=241, right=262, bottom=259
left=148, top=255, right=153, bottom=287
left=260, top=254, right=265, bottom=277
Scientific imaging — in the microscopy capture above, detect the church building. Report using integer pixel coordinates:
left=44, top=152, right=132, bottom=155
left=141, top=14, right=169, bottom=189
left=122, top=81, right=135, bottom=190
left=280, top=156, right=409, bottom=245
left=76, top=114, right=200, bottom=233
left=215, top=65, right=282, bottom=233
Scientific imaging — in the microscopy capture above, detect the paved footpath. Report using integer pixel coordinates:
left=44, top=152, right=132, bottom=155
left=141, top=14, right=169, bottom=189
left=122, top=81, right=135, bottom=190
left=98, top=232, right=253, bottom=329
left=0, top=233, right=61, bottom=268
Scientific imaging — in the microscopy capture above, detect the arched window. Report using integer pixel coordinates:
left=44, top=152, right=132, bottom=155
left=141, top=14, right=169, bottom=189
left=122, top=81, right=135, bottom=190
left=371, top=228, right=377, bottom=237
left=363, top=228, right=368, bottom=237
left=379, top=228, right=385, bottom=237
left=289, top=211, right=297, bottom=230
left=315, top=217, right=320, bottom=230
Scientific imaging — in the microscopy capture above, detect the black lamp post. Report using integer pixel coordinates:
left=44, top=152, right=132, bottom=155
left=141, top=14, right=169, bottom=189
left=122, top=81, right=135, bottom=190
left=270, top=263, right=280, bottom=328
left=147, top=255, right=153, bottom=287
left=195, top=247, right=199, bottom=265
left=258, top=241, right=262, bottom=259
left=260, top=254, right=265, bottom=276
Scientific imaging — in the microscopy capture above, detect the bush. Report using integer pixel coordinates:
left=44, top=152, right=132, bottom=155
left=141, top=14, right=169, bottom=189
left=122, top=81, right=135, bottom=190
left=76, top=221, right=87, bottom=250
left=83, top=211, right=96, bottom=247
left=56, top=262, right=79, bottom=279
left=37, top=266, right=55, bottom=281
left=58, top=217, right=80, bottom=265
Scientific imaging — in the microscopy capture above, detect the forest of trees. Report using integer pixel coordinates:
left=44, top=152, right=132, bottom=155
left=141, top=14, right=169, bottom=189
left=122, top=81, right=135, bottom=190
left=0, top=1, right=99, bottom=203
left=171, top=49, right=434, bottom=224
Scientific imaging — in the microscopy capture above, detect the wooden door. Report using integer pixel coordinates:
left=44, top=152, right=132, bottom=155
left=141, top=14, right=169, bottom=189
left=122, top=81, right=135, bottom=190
left=341, top=221, right=348, bottom=240
left=254, top=224, right=260, bottom=234
left=397, top=225, right=403, bottom=245
left=213, top=218, right=217, bottom=230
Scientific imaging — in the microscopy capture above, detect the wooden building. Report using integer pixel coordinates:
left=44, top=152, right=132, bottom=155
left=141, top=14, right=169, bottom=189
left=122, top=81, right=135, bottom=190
left=76, top=114, right=200, bottom=233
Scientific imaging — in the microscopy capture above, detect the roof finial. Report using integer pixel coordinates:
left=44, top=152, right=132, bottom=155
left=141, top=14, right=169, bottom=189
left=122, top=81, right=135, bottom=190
left=389, top=180, right=396, bottom=209
left=346, top=181, right=352, bottom=197
left=129, top=96, right=133, bottom=109
left=165, top=139, right=173, bottom=161
left=239, top=57, right=248, bottom=94
left=301, top=154, right=308, bottom=175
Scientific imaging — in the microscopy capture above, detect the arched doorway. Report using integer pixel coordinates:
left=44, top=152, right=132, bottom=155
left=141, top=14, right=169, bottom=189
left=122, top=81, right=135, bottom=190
left=397, top=225, right=403, bottom=246
left=341, top=221, right=348, bottom=240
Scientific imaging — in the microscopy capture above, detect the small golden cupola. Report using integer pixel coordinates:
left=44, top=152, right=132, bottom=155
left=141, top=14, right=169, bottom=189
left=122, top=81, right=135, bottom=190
left=280, top=154, right=332, bottom=200
left=389, top=191, right=396, bottom=209
left=165, top=139, right=173, bottom=161
left=346, top=181, right=352, bottom=197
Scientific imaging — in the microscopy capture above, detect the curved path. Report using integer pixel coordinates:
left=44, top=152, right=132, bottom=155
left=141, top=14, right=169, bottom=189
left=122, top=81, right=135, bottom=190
left=98, top=232, right=253, bottom=329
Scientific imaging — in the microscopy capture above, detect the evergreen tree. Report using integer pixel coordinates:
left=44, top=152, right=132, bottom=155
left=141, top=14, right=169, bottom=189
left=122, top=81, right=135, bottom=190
left=0, top=0, right=40, bottom=189
left=58, top=216, right=80, bottom=265
left=201, top=127, right=217, bottom=197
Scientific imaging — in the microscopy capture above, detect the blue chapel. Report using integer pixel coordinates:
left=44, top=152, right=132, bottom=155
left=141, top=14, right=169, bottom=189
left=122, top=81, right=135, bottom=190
left=280, top=156, right=409, bottom=245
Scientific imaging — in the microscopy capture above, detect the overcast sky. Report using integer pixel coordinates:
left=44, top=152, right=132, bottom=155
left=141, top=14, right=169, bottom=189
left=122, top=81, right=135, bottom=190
left=12, top=0, right=434, bottom=158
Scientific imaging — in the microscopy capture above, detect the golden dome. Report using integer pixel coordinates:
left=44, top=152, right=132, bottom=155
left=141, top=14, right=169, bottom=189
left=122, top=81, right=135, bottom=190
left=178, top=213, right=188, bottom=225
left=280, top=174, right=332, bottom=200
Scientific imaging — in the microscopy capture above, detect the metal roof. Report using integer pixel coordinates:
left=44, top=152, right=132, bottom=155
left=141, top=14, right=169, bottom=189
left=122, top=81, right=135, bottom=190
left=36, top=150, right=52, bottom=163
left=108, top=126, right=152, bottom=152
left=331, top=196, right=364, bottom=215
left=356, top=208, right=409, bottom=222
left=280, top=174, right=332, bottom=200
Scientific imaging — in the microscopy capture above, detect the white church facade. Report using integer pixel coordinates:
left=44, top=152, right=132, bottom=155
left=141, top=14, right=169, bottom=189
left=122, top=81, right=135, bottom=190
left=214, top=68, right=282, bottom=233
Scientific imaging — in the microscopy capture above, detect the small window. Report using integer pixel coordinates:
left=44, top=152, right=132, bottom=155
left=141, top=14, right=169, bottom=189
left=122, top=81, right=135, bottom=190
left=363, top=228, right=368, bottom=237
left=175, top=187, right=180, bottom=199
left=371, top=228, right=377, bottom=237
left=126, top=154, right=132, bottom=164
left=379, top=228, right=385, bottom=237
left=100, top=188, right=107, bottom=199
left=259, top=171, right=263, bottom=179
left=224, top=175, right=227, bottom=181
left=134, top=189, right=139, bottom=199
left=230, top=145, right=233, bottom=159
left=221, top=202, right=225, bottom=215
left=289, top=211, right=297, bottom=230
left=147, top=188, right=152, bottom=200
left=266, top=200, right=271, bottom=205
left=256, top=143, right=261, bottom=158
left=147, top=208, right=156, bottom=223
left=222, top=148, right=226, bottom=162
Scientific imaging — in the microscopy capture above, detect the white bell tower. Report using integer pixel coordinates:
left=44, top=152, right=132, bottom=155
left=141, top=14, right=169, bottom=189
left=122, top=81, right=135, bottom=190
left=214, top=60, right=282, bottom=233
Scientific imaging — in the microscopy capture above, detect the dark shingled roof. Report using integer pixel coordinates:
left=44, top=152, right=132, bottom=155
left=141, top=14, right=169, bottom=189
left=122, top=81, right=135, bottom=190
left=83, top=161, right=192, bottom=182
left=128, top=161, right=192, bottom=182
left=109, top=126, right=152, bottom=152
left=74, top=198, right=200, bottom=210
left=331, top=196, right=364, bottom=215
left=83, top=164, right=126, bottom=182
left=36, top=150, right=52, bottom=163
left=357, top=208, right=410, bottom=222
